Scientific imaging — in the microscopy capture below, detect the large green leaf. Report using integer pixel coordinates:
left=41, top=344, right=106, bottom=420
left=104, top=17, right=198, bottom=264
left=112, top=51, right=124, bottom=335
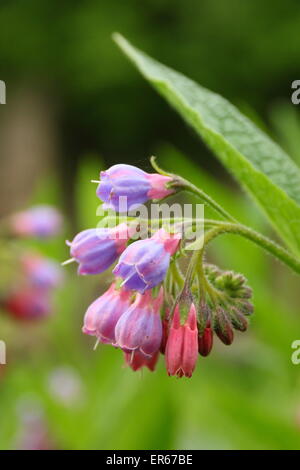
left=114, top=33, right=300, bottom=256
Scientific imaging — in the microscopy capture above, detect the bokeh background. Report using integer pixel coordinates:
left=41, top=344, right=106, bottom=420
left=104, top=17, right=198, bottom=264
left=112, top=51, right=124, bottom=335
left=0, top=0, right=300, bottom=450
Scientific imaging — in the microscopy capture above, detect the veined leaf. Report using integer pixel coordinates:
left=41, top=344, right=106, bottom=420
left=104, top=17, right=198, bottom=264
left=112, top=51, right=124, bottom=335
left=114, top=33, right=300, bottom=256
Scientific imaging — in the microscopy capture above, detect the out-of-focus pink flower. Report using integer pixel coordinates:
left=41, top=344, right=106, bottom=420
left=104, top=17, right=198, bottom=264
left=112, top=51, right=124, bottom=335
left=114, top=288, right=163, bottom=357
left=21, top=253, right=63, bottom=290
left=96, top=164, right=175, bottom=212
left=165, top=303, right=198, bottom=378
left=82, top=282, right=132, bottom=344
left=5, top=288, right=51, bottom=320
left=124, top=350, right=159, bottom=372
left=113, top=228, right=181, bottom=293
left=15, top=400, right=56, bottom=450
left=10, top=205, right=62, bottom=239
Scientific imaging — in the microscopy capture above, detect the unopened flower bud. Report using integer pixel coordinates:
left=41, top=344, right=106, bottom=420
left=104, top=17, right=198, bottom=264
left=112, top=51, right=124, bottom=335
left=236, top=300, right=254, bottom=316
left=229, top=307, right=248, bottom=332
left=198, top=322, right=213, bottom=357
left=197, top=302, right=211, bottom=334
left=210, top=268, right=253, bottom=302
left=237, top=286, right=253, bottom=299
left=204, top=264, right=222, bottom=282
left=214, top=307, right=234, bottom=345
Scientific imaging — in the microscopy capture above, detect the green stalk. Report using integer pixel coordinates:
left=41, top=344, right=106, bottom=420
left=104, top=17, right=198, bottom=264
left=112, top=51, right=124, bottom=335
left=174, top=176, right=237, bottom=223
left=150, top=156, right=236, bottom=223
left=201, top=223, right=300, bottom=275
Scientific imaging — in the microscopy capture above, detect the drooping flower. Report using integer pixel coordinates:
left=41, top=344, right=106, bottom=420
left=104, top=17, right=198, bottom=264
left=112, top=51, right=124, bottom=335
left=21, top=254, right=63, bottom=290
left=82, top=282, right=132, bottom=344
left=228, top=306, right=248, bottom=332
left=198, top=321, right=213, bottom=357
left=197, top=303, right=213, bottom=357
left=96, top=164, right=175, bottom=212
left=114, top=288, right=163, bottom=357
left=124, top=350, right=159, bottom=372
left=113, top=228, right=181, bottom=293
left=214, top=307, right=234, bottom=345
left=67, top=223, right=134, bottom=275
left=10, top=205, right=62, bottom=239
left=4, top=288, right=51, bottom=320
left=165, top=303, right=198, bottom=378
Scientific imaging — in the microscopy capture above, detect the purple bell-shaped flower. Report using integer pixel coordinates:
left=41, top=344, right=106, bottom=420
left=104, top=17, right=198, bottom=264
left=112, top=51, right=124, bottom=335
left=113, top=228, right=181, bottom=293
left=67, top=223, right=134, bottom=275
left=114, top=288, right=163, bottom=357
left=96, top=164, right=174, bottom=212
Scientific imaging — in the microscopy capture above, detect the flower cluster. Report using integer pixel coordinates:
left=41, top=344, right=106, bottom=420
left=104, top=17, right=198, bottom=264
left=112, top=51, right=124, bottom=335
left=1, top=206, right=63, bottom=321
left=197, top=265, right=253, bottom=355
left=66, top=163, right=254, bottom=378
left=4, top=253, right=63, bottom=321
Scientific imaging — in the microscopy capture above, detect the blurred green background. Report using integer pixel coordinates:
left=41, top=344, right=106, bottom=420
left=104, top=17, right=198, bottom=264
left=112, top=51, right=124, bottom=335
left=0, top=0, right=300, bottom=450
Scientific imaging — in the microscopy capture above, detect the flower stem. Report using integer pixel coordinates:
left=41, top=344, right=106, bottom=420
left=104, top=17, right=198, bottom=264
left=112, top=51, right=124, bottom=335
left=150, top=156, right=236, bottom=223
left=170, top=260, right=185, bottom=289
left=175, top=177, right=237, bottom=223
left=202, top=223, right=300, bottom=275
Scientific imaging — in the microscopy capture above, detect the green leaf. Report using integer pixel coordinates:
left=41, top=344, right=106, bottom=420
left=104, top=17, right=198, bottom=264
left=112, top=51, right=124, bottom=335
left=113, top=33, right=300, bottom=257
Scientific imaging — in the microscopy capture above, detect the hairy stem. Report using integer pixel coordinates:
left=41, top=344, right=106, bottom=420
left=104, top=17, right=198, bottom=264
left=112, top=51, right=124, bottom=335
left=202, top=223, right=300, bottom=275
left=175, top=177, right=237, bottom=223
left=150, top=155, right=236, bottom=223
left=170, top=260, right=185, bottom=289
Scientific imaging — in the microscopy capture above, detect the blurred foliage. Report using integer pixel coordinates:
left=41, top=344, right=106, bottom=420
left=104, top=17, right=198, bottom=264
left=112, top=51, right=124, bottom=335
left=0, top=0, right=300, bottom=168
left=0, top=0, right=300, bottom=450
left=1, top=143, right=300, bottom=449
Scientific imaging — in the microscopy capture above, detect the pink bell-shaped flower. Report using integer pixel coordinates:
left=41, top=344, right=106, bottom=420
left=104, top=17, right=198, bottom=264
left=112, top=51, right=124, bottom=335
left=82, top=282, right=132, bottom=344
left=114, top=288, right=163, bottom=357
left=165, top=303, right=198, bottom=378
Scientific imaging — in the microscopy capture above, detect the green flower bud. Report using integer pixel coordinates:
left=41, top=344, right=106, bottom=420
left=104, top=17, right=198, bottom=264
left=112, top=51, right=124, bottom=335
left=229, top=307, right=248, bottom=332
left=214, top=307, right=234, bottom=345
left=236, top=300, right=254, bottom=316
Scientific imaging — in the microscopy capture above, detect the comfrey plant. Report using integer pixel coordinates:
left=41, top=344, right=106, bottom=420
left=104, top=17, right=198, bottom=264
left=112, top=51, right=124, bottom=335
left=66, top=35, right=300, bottom=378
left=65, top=157, right=295, bottom=379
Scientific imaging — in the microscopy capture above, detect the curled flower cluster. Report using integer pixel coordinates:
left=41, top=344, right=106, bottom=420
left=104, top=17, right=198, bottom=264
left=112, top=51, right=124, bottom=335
left=197, top=265, right=253, bottom=356
left=66, top=163, right=254, bottom=378
left=1, top=206, right=63, bottom=321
